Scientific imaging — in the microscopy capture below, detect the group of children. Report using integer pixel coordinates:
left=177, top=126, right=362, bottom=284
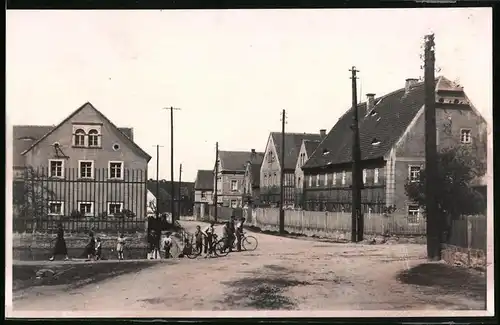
left=83, top=232, right=127, bottom=261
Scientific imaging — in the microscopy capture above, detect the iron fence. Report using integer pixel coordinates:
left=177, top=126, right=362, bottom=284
left=13, top=167, right=148, bottom=233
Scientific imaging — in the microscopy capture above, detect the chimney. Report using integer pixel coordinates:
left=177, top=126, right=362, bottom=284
left=250, top=149, right=256, bottom=162
left=320, top=129, right=326, bottom=139
left=405, top=78, right=419, bottom=93
left=366, top=93, right=376, bottom=112
left=251, top=149, right=255, bottom=154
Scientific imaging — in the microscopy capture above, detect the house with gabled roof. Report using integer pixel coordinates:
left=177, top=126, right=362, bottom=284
left=214, top=149, right=262, bottom=208
left=301, top=77, right=488, bottom=222
left=242, top=150, right=265, bottom=207
left=14, top=102, right=151, bottom=220
left=194, top=169, right=214, bottom=219
left=260, top=130, right=326, bottom=207
left=294, top=139, right=322, bottom=208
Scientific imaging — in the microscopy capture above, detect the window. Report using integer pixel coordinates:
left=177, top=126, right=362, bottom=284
left=48, top=201, right=64, bottom=216
left=88, top=129, right=100, bottom=147
left=409, top=166, right=421, bottom=183
left=324, top=174, right=328, bottom=186
left=49, top=159, right=64, bottom=178
left=201, top=191, right=206, bottom=198
left=74, top=129, right=86, bottom=146
left=308, top=175, right=312, bottom=187
left=460, top=128, right=472, bottom=144
left=298, top=176, right=302, bottom=187
left=79, top=160, right=94, bottom=179
left=273, top=173, right=277, bottom=185
left=316, top=175, right=320, bottom=186
left=407, top=205, right=420, bottom=224
left=341, top=171, right=346, bottom=185
left=109, top=161, right=124, bottom=180
left=78, top=201, right=94, bottom=216
left=267, top=151, right=273, bottom=163
left=362, top=169, right=367, bottom=184
left=231, top=180, right=238, bottom=191
left=374, top=168, right=379, bottom=184
left=230, top=200, right=238, bottom=208
left=332, top=172, right=337, bottom=185
left=107, top=202, right=123, bottom=215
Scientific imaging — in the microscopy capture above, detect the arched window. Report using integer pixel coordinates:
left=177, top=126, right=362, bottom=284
left=74, top=129, right=85, bottom=146
left=88, top=129, right=100, bottom=147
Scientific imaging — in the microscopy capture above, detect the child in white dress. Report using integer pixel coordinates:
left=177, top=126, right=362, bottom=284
left=116, top=233, right=126, bottom=260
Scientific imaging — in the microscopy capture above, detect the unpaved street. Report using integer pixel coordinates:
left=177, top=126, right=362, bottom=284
left=12, top=221, right=486, bottom=311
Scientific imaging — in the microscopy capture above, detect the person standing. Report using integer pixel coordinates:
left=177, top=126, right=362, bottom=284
left=49, top=223, right=69, bottom=261
left=95, top=237, right=102, bottom=260
left=84, top=232, right=96, bottom=261
left=221, top=221, right=231, bottom=252
left=203, top=221, right=215, bottom=258
left=116, top=233, right=126, bottom=260
left=235, top=217, right=246, bottom=252
left=228, top=216, right=236, bottom=252
left=163, top=232, right=173, bottom=259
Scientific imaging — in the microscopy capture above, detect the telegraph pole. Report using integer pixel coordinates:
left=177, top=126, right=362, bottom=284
left=350, top=66, right=363, bottom=243
left=213, top=142, right=219, bottom=222
left=423, top=34, right=440, bottom=261
left=178, top=163, right=182, bottom=218
left=162, top=106, right=181, bottom=223
left=279, top=109, right=286, bottom=234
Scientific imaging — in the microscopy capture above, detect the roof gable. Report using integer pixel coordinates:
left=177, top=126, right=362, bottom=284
left=219, top=150, right=263, bottom=172
left=303, top=140, right=321, bottom=157
left=195, top=170, right=214, bottom=190
left=20, top=102, right=151, bottom=161
left=271, top=132, right=322, bottom=170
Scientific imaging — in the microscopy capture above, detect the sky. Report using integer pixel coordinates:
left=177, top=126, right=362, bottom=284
left=6, top=8, right=492, bottom=182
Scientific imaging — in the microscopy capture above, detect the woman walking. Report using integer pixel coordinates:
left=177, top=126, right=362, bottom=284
left=49, top=223, right=69, bottom=261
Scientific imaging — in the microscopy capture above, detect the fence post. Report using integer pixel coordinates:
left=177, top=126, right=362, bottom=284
left=466, top=215, right=472, bottom=266
left=300, top=210, right=304, bottom=231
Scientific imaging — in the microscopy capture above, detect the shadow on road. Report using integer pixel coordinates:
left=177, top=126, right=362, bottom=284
left=396, top=262, right=486, bottom=302
left=220, top=264, right=311, bottom=310
left=13, top=261, right=160, bottom=293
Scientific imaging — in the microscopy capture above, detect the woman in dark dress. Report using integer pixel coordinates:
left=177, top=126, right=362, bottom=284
left=50, top=223, right=69, bottom=261
left=84, top=232, right=96, bottom=261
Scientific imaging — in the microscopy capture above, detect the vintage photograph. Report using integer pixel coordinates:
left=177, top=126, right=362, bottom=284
left=6, top=8, right=493, bottom=317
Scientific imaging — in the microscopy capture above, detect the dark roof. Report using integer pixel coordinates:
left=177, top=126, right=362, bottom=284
left=20, top=102, right=150, bottom=161
left=251, top=163, right=262, bottom=187
left=194, top=170, right=214, bottom=190
left=303, top=76, right=459, bottom=169
left=271, top=132, right=322, bottom=170
left=13, top=124, right=134, bottom=168
left=146, top=182, right=171, bottom=200
left=304, top=140, right=321, bottom=157
left=219, top=150, right=264, bottom=172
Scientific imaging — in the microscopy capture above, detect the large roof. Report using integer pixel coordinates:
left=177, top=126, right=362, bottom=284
left=218, top=150, right=264, bottom=172
left=19, top=102, right=149, bottom=161
left=194, top=170, right=214, bottom=190
left=271, top=132, right=322, bottom=170
left=303, top=76, right=463, bottom=169
left=304, top=140, right=321, bottom=157
left=13, top=124, right=134, bottom=168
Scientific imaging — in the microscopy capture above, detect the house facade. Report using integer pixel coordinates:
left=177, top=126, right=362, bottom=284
left=294, top=139, right=321, bottom=208
left=16, top=102, right=151, bottom=219
left=194, top=169, right=214, bottom=219
left=242, top=150, right=265, bottom=207
left=260, top=131, right=325, bottom=207
left=214, top=150, right=262, bottom=208
left=301, top=77, right=488, bottom=223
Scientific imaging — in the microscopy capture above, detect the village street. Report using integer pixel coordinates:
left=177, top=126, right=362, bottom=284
left=12, top=221, right=485, bottom=312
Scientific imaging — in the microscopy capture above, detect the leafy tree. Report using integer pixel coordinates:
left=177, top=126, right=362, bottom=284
left=13, top=167, right=56, bottom=220
left=405, top=144, right=487, bottom=240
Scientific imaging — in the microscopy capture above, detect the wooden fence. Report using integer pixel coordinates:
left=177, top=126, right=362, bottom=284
left=445, top=215, right=487, bottom=251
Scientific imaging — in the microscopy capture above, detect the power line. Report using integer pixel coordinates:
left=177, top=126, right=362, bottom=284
left=279, top=109, right=286, bottom=234
left=162, top=106, right=181, bottom=223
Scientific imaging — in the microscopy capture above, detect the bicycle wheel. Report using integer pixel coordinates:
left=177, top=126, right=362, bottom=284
left=242, top=235, right=258, bottom=251
left=214, top=239, right=229, bottom=257
left=186, top=245, right=202, bottom=259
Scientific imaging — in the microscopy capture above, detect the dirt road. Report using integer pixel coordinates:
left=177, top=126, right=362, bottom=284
left=12, top=221, right=486, bottom=311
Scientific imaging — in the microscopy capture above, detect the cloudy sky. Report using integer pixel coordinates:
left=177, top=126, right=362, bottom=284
left=6, top=8, right=492, bottom=182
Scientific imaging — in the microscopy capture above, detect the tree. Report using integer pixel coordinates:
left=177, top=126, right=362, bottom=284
left=405, top=144, right=487, bottom=240
left=13, top=167, right=56, bottom=219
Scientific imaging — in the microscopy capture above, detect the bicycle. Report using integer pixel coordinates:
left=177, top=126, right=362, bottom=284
left=234, top=232, right=258, bottom=252
left=211, top=234, right=230, bottom=257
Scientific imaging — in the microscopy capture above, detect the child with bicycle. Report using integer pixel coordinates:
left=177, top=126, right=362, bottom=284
left=203, top=221, right=216, bottom=258
left=194, top=225, right=204, bottom=254
left=235, top=217, right=246, bottom=252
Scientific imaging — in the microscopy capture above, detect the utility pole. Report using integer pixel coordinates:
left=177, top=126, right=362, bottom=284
left=153, top=145, right=164, bottom=219
left=162, top=106, right=181, bottom=223
left=423, top=34, right=440, bottom=261
left=214, top=142, right=219, bottom=222
left=279, top=109, right=286, bottom=234
left=178, top=163, right=182, bottom=218
left=350, top=66, right=363, bottom=243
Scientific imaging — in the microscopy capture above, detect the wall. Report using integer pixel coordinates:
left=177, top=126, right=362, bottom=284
left=194, top=189, right=213, bottom=204
left=220, top=172, right=244, bottom=207
left=260, top=135, right=281, bottom=188
left=294, top=142, right=308, bottom=190
left=250, top=208, right=426, bottom=241
left=23, top=104, right=148, bottom=217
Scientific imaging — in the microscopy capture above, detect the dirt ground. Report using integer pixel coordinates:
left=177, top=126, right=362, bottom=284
left=11, top=221, right=486, bottom=311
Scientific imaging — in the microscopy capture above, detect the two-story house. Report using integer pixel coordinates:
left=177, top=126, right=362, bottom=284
left=193, top=169, right=214, bottom=219
left=214, top=150, right=258, bottom=208
left=260, top=131, right=325, bottom=207
left=242, top=149, right=265, bottom=207
left=301, top=77, right=488, bottom=223
left=294, top=139, right=322, bottom=208
left=15, top=102, right=151, bottom=219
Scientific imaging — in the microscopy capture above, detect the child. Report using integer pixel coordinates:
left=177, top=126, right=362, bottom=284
left=194, top=225, right=203, bottom=254
left=203, top=221, right=216, bottom=258
left=179, top=238, right=192, bottom=258
left=116, top=233, right=126, bottom=260
left=85, top=232, right=96, bottom=261
left=95, top=237, right=102, bottom=260
left=163, top=232, right=173, bottom=259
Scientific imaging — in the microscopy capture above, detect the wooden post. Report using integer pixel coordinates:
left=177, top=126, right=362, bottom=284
left=467, top=216, right=472, bottom=266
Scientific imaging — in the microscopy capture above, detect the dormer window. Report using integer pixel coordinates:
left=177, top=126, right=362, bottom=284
left=88, top=129, right=100, bottom=147
left=74, top=129, right=86, bottom=146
